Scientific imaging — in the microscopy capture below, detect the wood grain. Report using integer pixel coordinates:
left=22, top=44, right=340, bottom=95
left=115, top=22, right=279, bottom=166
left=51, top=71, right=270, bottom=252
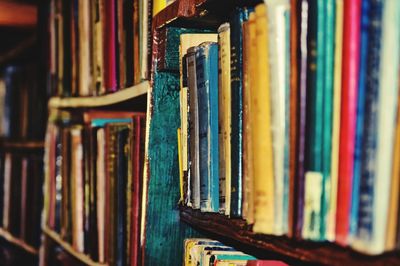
left=180, top=206, right=400, bottom=266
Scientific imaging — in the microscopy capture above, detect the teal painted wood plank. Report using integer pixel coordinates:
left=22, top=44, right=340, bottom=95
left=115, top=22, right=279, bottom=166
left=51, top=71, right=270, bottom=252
left=145, top=71, right=199, bottom=265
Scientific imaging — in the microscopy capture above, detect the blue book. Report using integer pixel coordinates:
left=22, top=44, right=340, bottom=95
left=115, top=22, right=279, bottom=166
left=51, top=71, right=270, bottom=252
left=229, top=7, right=252, bottom=218
left=116, top=127, right=130, bottom=266
left=91, top=118, right=132, bottom=127
left=350, top=0, right=371, bottom=238
left=356, top=0, right=383, bottom=242
left=196, top=42, right=219, bottom=213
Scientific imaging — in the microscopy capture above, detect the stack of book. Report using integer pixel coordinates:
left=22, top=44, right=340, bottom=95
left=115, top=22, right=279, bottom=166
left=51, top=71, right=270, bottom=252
left=184, top=238, right=288, bottom=266
left=0, top=65, right=47, bottom=140
left=48, top=0, right=152, bottom=97
left=44, top=110, right=145, bottom=265
left=178, top=0, right=400, bottom=255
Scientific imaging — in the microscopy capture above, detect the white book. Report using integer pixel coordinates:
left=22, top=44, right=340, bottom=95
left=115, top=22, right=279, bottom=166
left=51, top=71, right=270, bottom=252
left=371, top=0, right=400, bottom=254
left=353, top=0, right=400, bottom=254
left=264, top=0, right=290, bottom=235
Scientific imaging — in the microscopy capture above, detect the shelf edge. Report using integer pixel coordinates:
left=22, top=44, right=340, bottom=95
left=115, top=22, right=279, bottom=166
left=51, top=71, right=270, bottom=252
left=43, top=227, right=107, bottom=266
left=48, top=80, right=149, bottom=108
left=180, top=207, right=400, bottom=266
left=0, top=227, right=38, bottom=255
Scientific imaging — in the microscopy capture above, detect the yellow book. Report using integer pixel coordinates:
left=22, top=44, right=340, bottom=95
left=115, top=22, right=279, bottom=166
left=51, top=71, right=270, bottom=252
left=177, top=128, right=184, bottom=202
left=153, top=0, right=175, bottom=17
left=242, top=15, right=255, bottom=224
left=386, top=69, right=400, bottom=250
left=252, top=3, right=275, bottom=234
left=326, top=0, right=343, bottom=242
left=217, top=24, right=232, bottom=215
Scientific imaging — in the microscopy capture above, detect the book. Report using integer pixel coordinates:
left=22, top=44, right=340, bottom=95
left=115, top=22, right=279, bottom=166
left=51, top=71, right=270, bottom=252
left=386, top=63, right=400, bottom=250
left=326, top=0, right=343, bottom=242
left=351, top=0, right=383, bottom=251
left=359, top=0, right=400, bottom=254
left=242, top=17, right=254, bottom=222
left=295, top=0, right=310, bottom=238
left=350, top=0, right=371, bottom=239
left=288, top=0, right=299, bottom=238
left=217, top=23, right=232, bottom=216
left=265, top=0, right=290, bottom=235
left=336, top=0, right=361, bottom=246
left=196, top=42, right=219, bottom=213
left=252, top=3, right=275, bottom=234
left=230, top=7, right=252, bottom=218
left=153, top=0, right=175, bottom=17
left=186, top=47, right=201, bottom=209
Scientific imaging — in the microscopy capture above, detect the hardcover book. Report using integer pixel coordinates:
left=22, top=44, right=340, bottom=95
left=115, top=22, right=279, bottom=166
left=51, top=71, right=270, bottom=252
left=196, top=42, right=219, bottom=213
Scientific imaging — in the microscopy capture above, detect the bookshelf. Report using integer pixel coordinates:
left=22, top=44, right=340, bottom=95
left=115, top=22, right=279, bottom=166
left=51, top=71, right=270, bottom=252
left=147, top=0, right=400, bottom=265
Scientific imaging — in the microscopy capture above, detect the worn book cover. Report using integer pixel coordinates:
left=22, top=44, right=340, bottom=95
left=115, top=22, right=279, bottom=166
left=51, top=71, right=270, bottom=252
left=217, top=23, right=232, bottom=216
left=196, top=42, right=219, bottom=213
left=252, top=3, right=275, bottom=234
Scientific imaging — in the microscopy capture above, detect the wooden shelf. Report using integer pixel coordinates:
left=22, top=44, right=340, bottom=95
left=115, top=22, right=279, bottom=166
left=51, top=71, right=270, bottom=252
left=0, top=2, right=37, bottom=28
left=48, top=81, right=149, bottom=109
left=0, top=227, right=38, bottom=255
left=43, top=227, right=106, bottom=266
left=0, top=140, right=44, bottom=150
left=180, top=206, right=400, bottom=266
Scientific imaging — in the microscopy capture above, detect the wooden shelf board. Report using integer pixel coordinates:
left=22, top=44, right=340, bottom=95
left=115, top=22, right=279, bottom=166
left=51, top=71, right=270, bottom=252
left=0, top=2, right=37, bottom=28
left=43, top=227, right=106, bottom=266
left=0, top=140, right=44, bottom=150
left=48, top=81, right=149, bottom=108
left=180, top=206, right=400, bottom=266
left=0, top=227, right=38, bottom=255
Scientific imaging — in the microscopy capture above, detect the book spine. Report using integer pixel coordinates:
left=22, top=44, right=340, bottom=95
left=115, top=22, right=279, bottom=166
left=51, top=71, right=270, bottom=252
left=295, top=0, right=309, bottom=238
left=320, top=0, right=335, bottom=240
left=370, top=0, right=400, bottom=253
left=302, top=0, right=323, bottom=240
left=288, top=0, right=299, bottom=238
left=243, top=15, right=257, bottom=224
left=242, top=18, right=251, bottom=221
left=230, top=7, right=250, bottom=218
left=350, top=0, right=371, bottom=239
left=62, top=0, right=72, bottom=97
left=386, top=60, right=400, bottom=250
left=218, top=23, right=231, bottom=215
left=96, top=128, right=106, bottom=263
left=267, top=1, right=289, bottom=235
left=78, top=0, right=92, bottom=96
left=252, top=4, right=275, bottom=234
left=326, top=0, right=344, bottom=242
left=133, top=0, right=141, bottom=85
left=196, top=43, right=219, bottom=213
left=187, top=48, right=201, bottom=209
left=104, top=0, right=117, bottom=92
left=283, top=7, right=291, bottom=237
left=336, top=0, right=361, bottom=245
left=2, top=153, right=11, bottom=230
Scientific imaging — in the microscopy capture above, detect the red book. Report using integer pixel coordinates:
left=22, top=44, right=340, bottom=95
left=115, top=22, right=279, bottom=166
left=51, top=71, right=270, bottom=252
left=246, top=261, right=288, bottom=266
left=103, top=0, right=117, bottom=92
left=336, top=0, right=361, bottom=245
